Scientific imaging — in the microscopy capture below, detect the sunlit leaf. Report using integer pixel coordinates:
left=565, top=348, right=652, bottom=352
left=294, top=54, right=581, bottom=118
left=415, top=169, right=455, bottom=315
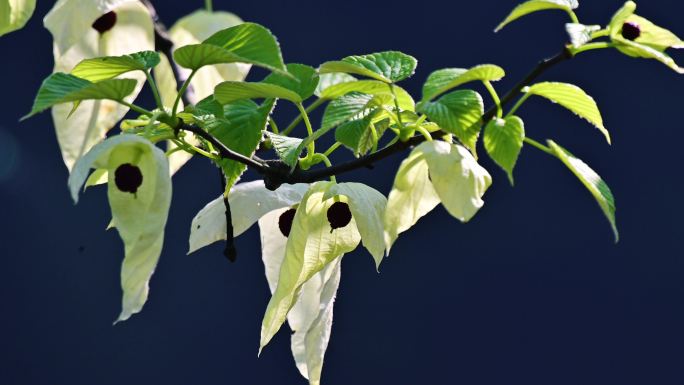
left=420, top=65, right=505, bottom=103
left=417, top=90, right=484, bottom=151
left=260, top=182, right=361, bottom=353
left=68, top=134, right=172, bottom=322
left=524, top=82, right=610, bottom=143
left=319, top=51, right=417, bottom=83
left=495, top=0, right=579, bottom=32
left=169, top=9, right=250, bottom=103
left=174, top=22, right=287, bottom=76
left=484, top=116, right=525, bottom=184
left=71, top=51, right=160, bottom=82
left=189, top=180, right=309, bottom=254
left=547, top=140, right=618, bottom=241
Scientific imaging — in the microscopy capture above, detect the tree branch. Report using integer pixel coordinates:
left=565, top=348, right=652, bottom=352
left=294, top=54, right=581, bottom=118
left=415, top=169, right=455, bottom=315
left=144, top=0, right=572, bottom=190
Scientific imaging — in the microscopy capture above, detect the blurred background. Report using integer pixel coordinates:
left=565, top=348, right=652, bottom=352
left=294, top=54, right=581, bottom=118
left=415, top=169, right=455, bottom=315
left=1, top=1, right=683, bottom=384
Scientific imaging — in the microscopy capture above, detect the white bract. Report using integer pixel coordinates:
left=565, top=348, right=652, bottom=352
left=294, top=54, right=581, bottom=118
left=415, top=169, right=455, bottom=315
left=0, top=0, right=36, bottom=37
left=44, top=0, right=154, bottom=171
left=68, top=134, right=172, bottom=323
left=384, top=140, right=492, bottom=252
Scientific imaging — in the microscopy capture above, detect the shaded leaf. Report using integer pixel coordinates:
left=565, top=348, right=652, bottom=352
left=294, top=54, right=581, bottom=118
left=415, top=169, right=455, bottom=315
left=484, top=116, right=525, bottom=184
left=264, top=63, right=319, bottom=100
left=24, top=73, right=137, bottom=119
left=417, top=90, right=484, bottom=151
left=266, top=132, right=304, bottom=167
left=315, top=73, right=356, bottom=97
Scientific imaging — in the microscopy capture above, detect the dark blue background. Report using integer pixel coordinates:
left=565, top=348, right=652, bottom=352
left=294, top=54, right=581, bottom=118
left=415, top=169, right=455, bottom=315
left=2, top=1, right=683, bottom=384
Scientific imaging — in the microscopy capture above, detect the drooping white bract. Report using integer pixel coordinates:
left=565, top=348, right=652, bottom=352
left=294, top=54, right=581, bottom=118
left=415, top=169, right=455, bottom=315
left=44, top=0, right=154, bottom=171
left=259, top=181, right=361, bottom=356
left=384, top=140, right=492, bottom=252
left=0, top=0, right=36, bottom=37
left=169, top=9, right=251, bottom=103
left=68, top=134, right=172, bottom=323
left=259, top=208, right=341, bottom=385
left=188, top=180, right=309, bottom=254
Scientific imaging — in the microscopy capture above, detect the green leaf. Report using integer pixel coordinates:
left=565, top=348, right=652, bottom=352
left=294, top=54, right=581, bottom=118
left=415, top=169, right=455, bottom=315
left=68, top=134, right=172, bottom=322
left=417, top=90, right=484, bottom=151
left=205, top=99, right=276, bottom=191
left=323, top=183, right=388, bottom=268
left=484, top=116, right=525, bottom=184
left=321, top=92, right=393, bottom=132
left=214, top=81, right=302, bottom=104
left=169, top=9, right=250, bottom=103
left=319, top=51, right=417, bottom=83
left=565, top=23, right=601, bottom=48
left=547, top=140, right=618, bottom=242
left=24, top=73, right=137, bottom=119
left=315, top=73, right=356, bottom=97
left=420, top=65, right=505, bottom=103
left=266, top=132, right=303, bottom=167
left=495, top=0, right=578, bottom=32
left=263, top=63, right=319, bottom=100
left=334, top=109, right=387, bottom=156
left=319, top=80, right=415, bottom=111
left=174, top=22, right=287, bottom=75
left=0, top=0, right=36, bottom=37
left=71, top=51, right=160, bottom=82
left=189, top=180, right=309, bottom=254
left=524, top=82, right=610, bottom=143
left=258, top=207, right=340, bottom=385
left=260, top=182, right=361, bottom=353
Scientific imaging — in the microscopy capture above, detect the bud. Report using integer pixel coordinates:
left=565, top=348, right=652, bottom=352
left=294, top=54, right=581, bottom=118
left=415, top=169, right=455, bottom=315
left=326, top=201, right=352, bottom=230
left=278, top=208, right=297, bottom=237
left=92, top=11, right=117, bottom=34
left=621, top=21, right=641, bottom=41
left=114, top=163, right=143, bottom=194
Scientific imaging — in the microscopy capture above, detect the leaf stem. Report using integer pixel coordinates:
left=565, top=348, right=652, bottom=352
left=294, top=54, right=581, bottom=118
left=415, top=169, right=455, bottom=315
left=415, top=125, right=433, bottom=142
left=311, top=153, right=336, bottom=183
left=145, top=70, right=164, bottom=110
left=296, top=102, right=316, bottom=164
left=282, top=98, right=325, bottom=136
left=483, top=80, right=503, bottom=118
left=120, top=101, right=154, bottom=117
left=204, top=0, right=213, bottom=12
left=268, top=118, right=280, bottom=134
left=570, top=41, right=615, bottom=56
left=323, top=142, right=343, bottom=157
left=173, top=69, right=196, bottom=116
left=506, top=93, right=531, bottom=117
left=388, top=83, right=405, bottom=128
left=523, top=137, right=554, bottom=155
left=566, top=9, right=579, bottom=24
